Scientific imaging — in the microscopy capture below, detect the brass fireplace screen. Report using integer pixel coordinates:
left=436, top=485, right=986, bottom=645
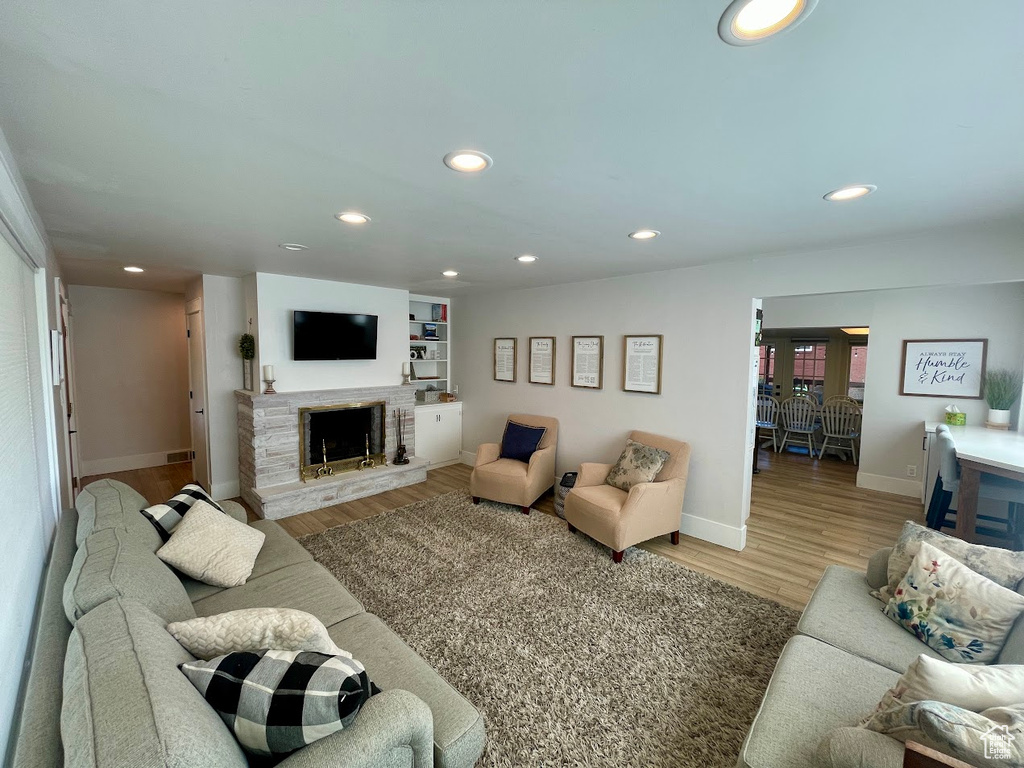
left=298, top=401, right=386, bottom=480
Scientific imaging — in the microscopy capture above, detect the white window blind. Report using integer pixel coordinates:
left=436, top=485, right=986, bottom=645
left=0, top=235, right=51, bottom=761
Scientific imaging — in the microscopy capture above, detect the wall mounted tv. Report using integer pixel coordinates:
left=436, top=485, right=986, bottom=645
left=293, top=311, right=378, bottom=361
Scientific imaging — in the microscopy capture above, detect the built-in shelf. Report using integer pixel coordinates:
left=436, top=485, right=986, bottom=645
left=409, top=294, right=452, bottom=401
left=409, top=320, right=447, bottom=325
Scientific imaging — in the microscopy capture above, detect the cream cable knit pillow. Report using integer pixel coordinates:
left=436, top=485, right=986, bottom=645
left=156, top=500, right=265, bottom=587
left=168, top=608, right=351, bottom=660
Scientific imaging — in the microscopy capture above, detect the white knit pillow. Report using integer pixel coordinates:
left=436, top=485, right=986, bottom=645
left=157, top=500, right=265, bottom=587
left=168, top=608, right=352, bottom=660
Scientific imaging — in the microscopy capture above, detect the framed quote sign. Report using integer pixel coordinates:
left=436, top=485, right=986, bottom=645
left=571, top=335, right=604, bottom=389
left=529, top=337, right=556, bottom=385
left=623, top=334, right=663, bottom=394
left=899, top=338, right=987, bottom=399
left=493, top=338, right=517, bottom=382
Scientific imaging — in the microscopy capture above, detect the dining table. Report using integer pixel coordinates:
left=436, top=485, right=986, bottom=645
left=940, top=425, right=1024, bottom=542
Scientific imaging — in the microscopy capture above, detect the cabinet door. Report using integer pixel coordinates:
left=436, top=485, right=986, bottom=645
left=414, top=409, right=440, bottom=462
left=436, top=407, right=463, bottom=463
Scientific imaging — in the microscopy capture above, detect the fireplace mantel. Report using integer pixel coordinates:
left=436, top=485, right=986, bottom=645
left=236, top=385, right=422, bottom=519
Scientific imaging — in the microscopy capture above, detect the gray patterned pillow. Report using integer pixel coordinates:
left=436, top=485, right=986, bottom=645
left=879, top=521, right=1024, bottom=602
left=605, top=439, right=671, bottom=492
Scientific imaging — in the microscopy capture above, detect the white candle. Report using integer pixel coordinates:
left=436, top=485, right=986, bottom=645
left=263, top=365, right=274, bottom=380
left=402, top=362, right=411, bottom=375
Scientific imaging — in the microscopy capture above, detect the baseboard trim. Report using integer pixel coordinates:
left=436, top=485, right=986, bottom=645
left=680, top=513, right=746, bottom=551
left=212, top=480, right=241, bottom=501
left=79, top=450, right=191, bottom=477
left=461, top=450, right=476, bottom=466
left=856, top=472, right=922, bottom=499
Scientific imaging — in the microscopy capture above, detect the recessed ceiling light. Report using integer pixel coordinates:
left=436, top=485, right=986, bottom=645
left=123, top=266, right=144, bottom=273
left=515, top=255, right=538, bottom=263
left=718, top=0, right=818, bottom=46
left=279, top=243, right=309, bottom=251
left=823, top=184, right=877, bottom=202
left=443, top=150, right=493, bottom=173
left=335, top=212, right=371, bottom=224
left=628, top=229, right=660, bottom=240
left=442, top=270, right=459, bottom=277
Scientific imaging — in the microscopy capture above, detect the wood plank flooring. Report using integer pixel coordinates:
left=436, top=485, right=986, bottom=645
left=81, top=449, right=923, bottom=610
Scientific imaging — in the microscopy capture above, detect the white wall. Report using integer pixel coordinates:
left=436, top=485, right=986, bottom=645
left=456, top=219, right=1024, bottom=551
left=764, top=283, right=1024, bottom=497
left=0, top=237, right=60, bottom=763
left=69, top=285, right=191, bottom=474
left=202, top=274, right=244, bottom=499
left=254, top=272, right=407, bottom=392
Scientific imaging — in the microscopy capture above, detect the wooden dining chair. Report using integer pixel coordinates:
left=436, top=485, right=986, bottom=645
left=755, top=395, right=781, bottom=452
left=779, top=395, right=818, bottom=455
left=819, top=400, right=862, bottom=463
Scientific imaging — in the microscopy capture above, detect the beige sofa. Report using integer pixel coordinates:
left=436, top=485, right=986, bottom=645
left=12, top=479, right=485, bottom=768
left=564, top=430, right=691, bottom=562
left=738, top=546, right=1024, bottom=767
left=470, top=414, right=559, bottom=514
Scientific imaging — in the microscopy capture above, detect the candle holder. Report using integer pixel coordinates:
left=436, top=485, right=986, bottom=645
left=263, top=378, right=277, bottom=395
left=401, top=372, right=412, bottom=386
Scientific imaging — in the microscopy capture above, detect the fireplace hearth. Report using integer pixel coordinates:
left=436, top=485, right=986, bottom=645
left=299, top=401, right=386, bottom=479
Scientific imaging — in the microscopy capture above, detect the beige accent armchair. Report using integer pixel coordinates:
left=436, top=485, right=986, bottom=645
left=470, top=414, right=559, bottom=515
left=564, top=430, right=691, bottom=562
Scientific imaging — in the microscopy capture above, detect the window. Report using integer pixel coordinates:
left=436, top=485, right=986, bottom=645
left=792, top=343, right=826, bottom=402
left=848, top=344, right=867, bottom=403
left=757, top=344, right=776, bottom=396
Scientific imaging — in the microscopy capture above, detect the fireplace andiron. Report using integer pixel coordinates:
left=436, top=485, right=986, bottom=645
left=393, top=409, right=410, bottom=465
left=316, top=439, right=334, bottom=478
left=359, top=434, right=377, bottom=470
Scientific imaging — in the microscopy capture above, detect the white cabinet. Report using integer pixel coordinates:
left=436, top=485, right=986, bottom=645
left=414, top=402, right=463, bottom=466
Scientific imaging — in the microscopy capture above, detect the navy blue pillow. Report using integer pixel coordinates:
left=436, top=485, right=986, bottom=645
left=500, top=421, right=547, bottom=463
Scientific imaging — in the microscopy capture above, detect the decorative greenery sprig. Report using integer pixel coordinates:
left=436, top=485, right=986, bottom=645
left=239, top=333, right=255, bottom=360
left=984, top=368, right=1023, bottom=410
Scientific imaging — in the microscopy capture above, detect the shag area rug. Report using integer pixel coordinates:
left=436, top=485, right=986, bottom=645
left=300, top=490, right=798, bottom=767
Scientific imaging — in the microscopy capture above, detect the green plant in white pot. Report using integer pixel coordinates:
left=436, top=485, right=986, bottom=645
left=984, top=368, right=1023, bottom=428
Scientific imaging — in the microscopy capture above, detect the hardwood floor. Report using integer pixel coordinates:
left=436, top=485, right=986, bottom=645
left=80, top=449, right=923, bottom=611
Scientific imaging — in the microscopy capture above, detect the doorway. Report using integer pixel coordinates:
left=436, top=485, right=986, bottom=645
left=754, top=327, right=868, bottom=483
left=185, top=303, right=211, bottom=491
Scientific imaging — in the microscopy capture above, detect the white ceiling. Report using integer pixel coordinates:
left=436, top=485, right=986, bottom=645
left=1, top=1, right=1022, bottom=294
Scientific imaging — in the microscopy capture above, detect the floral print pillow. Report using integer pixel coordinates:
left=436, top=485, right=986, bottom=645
left=884, top=541, right=1024, bottom=663
left=604, top=439, right=671, bottom=492
left=862, top=699, right=1024, bottom=768
left=877, top=521, right=1024, bottom=603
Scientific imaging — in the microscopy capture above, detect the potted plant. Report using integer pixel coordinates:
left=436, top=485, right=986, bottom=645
left=984, top=368, right=1023, bottom=428
left=239, top=324, right=256, bottom=391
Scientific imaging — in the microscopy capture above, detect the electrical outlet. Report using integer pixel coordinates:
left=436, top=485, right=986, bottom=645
left=452, top=384, right=459, bottom=395
left=906, top=465, right=918, bottom=478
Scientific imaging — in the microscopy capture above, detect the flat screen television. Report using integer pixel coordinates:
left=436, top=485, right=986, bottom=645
left=293, top=311, right=378, bottom=360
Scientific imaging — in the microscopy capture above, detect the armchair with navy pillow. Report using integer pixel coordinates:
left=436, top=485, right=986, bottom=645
left=470, top=414, right=559, bottom=514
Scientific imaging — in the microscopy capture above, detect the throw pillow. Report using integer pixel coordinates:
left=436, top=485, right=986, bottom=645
left=864, top=655, right=1024, bottom=726
left=862, top=699, right=1024, bottom=767
left=142, top=483, right=227, bottom=542
left=157, top=500, right=265, bottom=588
left=499, top=421, right=547, bottom=463
left=180, top=649, right=375, bottom=757
left=605, top=439, right=671, bottom=492
left=168, top=608, right=352, bottom=661
left=878, top=521, right=1024, bottom=602
left=884, top=541, right=1024, bottom=663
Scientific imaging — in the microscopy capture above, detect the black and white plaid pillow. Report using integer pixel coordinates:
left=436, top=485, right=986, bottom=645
left=180, top=650, right=376, bottom=757
left=141, top=483, right=225, bottom=541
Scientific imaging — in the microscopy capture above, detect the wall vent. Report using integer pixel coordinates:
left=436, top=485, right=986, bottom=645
left=167, top=451, right=191, bottom=464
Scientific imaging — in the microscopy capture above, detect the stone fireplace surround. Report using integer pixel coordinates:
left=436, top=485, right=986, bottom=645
left=237, top=385, right=426, bottom=520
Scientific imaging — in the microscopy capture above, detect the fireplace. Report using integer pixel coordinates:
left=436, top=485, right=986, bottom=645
left=299, top=401, right=386, bottom=479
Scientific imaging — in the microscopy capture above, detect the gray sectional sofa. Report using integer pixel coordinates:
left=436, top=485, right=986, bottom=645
left=12, top=479, right=485, bottom=768
left=738, top=546, right=1024, bottom=768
